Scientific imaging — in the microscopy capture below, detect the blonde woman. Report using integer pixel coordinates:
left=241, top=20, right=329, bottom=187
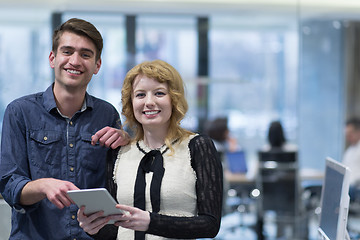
left=78, top=60, right=223, bottom=239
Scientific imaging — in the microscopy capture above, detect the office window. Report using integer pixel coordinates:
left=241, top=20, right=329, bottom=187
left=0, top=10, right=52, bottom=141
left=209, top=15, right=299, bottom=168
left=136, top=15, right=198, bottom=131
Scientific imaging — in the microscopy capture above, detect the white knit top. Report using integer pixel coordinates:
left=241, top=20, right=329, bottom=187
left=113, top=135, right=197, bottom=240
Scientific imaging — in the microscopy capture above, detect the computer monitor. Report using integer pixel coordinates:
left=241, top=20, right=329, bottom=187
left=318, top=157, right=351, bottom=240
left=226, top=151, right=247, bottom=173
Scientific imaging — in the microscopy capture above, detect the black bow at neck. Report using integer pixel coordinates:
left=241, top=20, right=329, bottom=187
left=134, top=142, right=168, bottom=240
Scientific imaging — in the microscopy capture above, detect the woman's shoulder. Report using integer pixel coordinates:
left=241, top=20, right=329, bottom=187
left=189, top=133, right=212, bottom=142
left=188, top=134, right=217, bottom=151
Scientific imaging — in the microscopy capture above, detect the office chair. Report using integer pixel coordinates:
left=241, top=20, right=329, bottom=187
left=256, top=150, right=305, bottom=239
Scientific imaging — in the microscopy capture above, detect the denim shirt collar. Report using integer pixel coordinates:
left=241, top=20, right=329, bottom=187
left=43, top=83, right=94, bottom=113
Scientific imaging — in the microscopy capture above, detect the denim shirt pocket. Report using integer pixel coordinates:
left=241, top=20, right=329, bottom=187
left=80, top=133, right=106, bottom=171
left=29, top=130, right=63, bottom=168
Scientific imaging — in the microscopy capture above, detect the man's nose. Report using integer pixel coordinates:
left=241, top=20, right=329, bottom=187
left=69, top=52, right=81, bottom=66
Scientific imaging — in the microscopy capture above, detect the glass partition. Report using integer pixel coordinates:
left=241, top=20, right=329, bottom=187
left=209, top=12, right=299, bottom=173
left=136, top=15, right=198, bottom=131
left=298, top=3, right=348, bottom=170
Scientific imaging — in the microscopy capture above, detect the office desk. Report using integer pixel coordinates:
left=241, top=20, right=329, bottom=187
left=225, top=168, right=324, bottom=184
left=300, top=168, right=324, bottom=181
left=225, top=168, right=324, bottom=240
left=225, top=171, right=254, bottom=184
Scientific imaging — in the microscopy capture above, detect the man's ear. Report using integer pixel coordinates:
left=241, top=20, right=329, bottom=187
left=94, top=58, right=102, bottom=75
left=49, top=51, right=55, bottom=69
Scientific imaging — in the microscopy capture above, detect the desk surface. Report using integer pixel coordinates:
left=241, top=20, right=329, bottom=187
left=225, top=168, right=324, bottom=184
left=225, top=171, right=253, bottom=183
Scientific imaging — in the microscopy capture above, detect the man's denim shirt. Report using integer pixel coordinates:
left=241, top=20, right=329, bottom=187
left=0, top=84, right=121, bottom=240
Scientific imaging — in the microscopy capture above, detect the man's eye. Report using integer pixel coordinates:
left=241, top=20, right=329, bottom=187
left=82, top=53, right=91, bottom=58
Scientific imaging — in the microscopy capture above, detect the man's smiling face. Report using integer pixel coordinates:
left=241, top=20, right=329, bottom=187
left=49, top=31, right=101, bottom=91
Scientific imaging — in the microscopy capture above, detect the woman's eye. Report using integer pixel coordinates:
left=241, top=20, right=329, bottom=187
left=135, top=93, right=145, bottom=98
left=155, top=92, right=165, bottom=96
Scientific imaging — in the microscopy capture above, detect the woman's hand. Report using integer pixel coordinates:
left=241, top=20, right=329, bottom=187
left=112, top=204, right=150, bottom=232
left=77, top=206, right=110, bottom=235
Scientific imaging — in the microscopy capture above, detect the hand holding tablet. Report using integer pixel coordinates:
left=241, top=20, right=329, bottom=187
left=67, top=188, right=127, bottom=224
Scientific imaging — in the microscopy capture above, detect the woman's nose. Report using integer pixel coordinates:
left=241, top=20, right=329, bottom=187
left=145, top=95, right=155, bottom=107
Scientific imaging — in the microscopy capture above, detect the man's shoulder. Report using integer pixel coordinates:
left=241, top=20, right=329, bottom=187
left=87, top=94, right=118, bottom=111
left=7, top=91, right=44, bottom=107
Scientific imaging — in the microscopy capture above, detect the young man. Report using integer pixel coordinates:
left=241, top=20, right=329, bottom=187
left=0, top=18, right=129, bottom=240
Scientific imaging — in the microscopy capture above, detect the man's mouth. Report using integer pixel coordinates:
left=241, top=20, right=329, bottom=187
left=66, top=69, right=81, bottom=75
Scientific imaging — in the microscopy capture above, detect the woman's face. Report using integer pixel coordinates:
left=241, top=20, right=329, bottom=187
left=132, top=75, right=172, bottom=131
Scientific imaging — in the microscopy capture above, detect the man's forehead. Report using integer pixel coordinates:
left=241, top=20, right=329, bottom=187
left=58, top=31, right=96, bottom=51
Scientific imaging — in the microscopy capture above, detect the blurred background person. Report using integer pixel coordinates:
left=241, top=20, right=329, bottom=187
left=343, top=117, right=360, bottom=201
left=204, top=117, right=241, bottom=215
left=262, top=120, right=297, bottom=152
left=204, top=117, right=238, bottom=157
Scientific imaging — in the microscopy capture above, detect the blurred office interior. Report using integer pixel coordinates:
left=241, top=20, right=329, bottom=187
left=1, top=0, right=360, bottom=239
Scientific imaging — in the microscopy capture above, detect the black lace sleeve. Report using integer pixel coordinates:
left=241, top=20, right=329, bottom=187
left=146, top=134, right=223, bottom=239
left=91, top=147, right=119, bottom=240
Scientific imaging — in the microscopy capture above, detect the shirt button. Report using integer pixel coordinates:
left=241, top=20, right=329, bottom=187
left=69, top=143, right=74, bottom=148
left=43, top=136, right=48, bottom=141
left=70, top=167, right=74, bottom=172
left=72, top=215, right=76, bottom=220
left=69, top=121, right=73, bottom=126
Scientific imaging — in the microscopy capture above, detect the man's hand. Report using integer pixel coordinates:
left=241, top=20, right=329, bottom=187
left=20, top=178, right=79, bottom=209
left=91, top=127, right=130, bottom=149
left=77, top=206, right=109, bottom=235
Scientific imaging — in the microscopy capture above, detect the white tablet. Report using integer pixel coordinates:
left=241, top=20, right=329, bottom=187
left=67, top=188, right=126, bottom=224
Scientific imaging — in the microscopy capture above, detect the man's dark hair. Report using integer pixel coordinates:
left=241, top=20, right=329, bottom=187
left=52, top=18, right=103, bottom=61
left=204, top=117, right=228, bottom=142
left=346, top=117, right=360, bottom=130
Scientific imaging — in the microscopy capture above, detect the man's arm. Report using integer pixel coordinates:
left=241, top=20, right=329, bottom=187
left=20, top=178, right=79, bottom=209
left=91, top=127, right=130, bottom=149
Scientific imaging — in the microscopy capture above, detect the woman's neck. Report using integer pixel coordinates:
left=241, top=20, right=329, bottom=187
left=143, top=128, right=167, bottom=150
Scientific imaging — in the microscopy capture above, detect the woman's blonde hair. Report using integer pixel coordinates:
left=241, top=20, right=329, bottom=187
left=121, top=60, right=192, bottom=151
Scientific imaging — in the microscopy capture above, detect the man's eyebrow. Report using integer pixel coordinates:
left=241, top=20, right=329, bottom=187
left=59, top=46, right=95, bottom=55
left=80, top=48, right=95, bottom=55
left=59, top=46, right=75, bottom=51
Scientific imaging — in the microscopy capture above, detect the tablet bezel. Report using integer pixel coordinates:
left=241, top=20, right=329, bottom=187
left=67, top=188, right=126, bottom=224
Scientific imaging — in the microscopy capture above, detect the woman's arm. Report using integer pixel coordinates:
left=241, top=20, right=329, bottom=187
left=146, top=134, right=223, bottom=238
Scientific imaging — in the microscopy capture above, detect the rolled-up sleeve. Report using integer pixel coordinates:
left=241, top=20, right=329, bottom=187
left=0, top=102, right=33, bottom=211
